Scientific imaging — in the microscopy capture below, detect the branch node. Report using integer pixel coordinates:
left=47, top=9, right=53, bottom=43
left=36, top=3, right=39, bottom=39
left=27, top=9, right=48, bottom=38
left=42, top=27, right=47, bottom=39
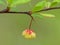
left=28, top=11, right=32, bottom=15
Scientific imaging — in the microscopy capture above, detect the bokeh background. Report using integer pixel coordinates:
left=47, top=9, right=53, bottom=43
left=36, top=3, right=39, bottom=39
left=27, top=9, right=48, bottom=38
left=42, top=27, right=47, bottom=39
left=0, top=0, right=60, bottom=45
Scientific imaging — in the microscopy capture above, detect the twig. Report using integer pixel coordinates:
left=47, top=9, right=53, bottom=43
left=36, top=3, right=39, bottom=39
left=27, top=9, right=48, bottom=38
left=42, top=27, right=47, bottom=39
left=0, top=7, right=60, bottom=14
left=0, top=11, right=28, bottom=14
left=36, top=6, right=60, bottom=12
left=29, top=18, right=33, bottom=29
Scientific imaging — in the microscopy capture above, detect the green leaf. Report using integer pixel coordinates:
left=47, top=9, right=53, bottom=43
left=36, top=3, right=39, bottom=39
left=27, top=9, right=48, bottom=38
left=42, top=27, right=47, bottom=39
left=7, top=0, right=13, bottom=3
left=53, top=0, right=60, bottom=2
left=10, top=0, right=31, bottom=7
left=43, top=1, right=58, bottom=8
left=45, top=0, right=59, bottom=7
left=7, top=0, right=13, bottom=4
left=32, top=1, right=46, bottom=12
left=7, top=0, right=14, bottom=7
left=32, top=13, right=55, bottom=19
left=32, top=13, right=43, bottom=19
left=0, top=0, right=4, bottom=4
left=50, top=1, right=58, bottom=7
left=40, top=13, right=55, bottom=18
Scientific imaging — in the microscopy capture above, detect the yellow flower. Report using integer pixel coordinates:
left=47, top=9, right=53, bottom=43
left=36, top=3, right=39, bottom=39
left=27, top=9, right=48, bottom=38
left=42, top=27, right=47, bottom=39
left=22, top=29, right=36, bottom=39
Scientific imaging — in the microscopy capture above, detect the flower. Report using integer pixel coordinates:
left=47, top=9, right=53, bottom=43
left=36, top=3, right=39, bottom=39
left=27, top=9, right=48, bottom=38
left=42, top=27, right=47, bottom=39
left=22, top=29, right=36, bottom=39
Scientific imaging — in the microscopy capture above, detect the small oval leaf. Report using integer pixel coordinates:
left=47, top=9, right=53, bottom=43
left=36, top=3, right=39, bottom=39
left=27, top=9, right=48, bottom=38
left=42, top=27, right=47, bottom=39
left=32, top=13, right=43, bottom=19
left=50, top=1, right=58, bottom=7
left=7, top=0, right=14, bottom=7
left=40, top=13, right=55, bottom=18
left=32, top=13, right=55, bottom=19
left=53, top=0, right=60, bottom=2
left=10, top=0, right=31, bottom=7
left=32, top=1, right=46, bottom=12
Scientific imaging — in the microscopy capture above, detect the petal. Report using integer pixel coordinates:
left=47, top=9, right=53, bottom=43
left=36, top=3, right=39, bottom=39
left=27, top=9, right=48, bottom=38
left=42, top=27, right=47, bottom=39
left=31, top=32, right=36, bottom=38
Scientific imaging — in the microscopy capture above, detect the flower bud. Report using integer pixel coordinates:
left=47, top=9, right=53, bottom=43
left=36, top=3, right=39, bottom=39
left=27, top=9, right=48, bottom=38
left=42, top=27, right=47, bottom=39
left=22, top=29, right=36, bottom=39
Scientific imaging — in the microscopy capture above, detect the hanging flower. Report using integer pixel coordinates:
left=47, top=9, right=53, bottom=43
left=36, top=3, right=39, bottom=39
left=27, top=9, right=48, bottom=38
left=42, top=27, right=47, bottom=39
left=22, top=29, right=36, bottom=39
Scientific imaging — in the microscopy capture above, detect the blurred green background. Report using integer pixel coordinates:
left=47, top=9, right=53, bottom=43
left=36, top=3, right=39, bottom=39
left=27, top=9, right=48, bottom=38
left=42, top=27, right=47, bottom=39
left=0, top=0, right=60, bottom=45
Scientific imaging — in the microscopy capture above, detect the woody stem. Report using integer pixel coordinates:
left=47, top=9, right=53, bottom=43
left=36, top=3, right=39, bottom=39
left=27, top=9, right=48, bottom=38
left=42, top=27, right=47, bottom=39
left=28, top=11, right=33, bottom=29
left=29, top=18, right=33, bottom=29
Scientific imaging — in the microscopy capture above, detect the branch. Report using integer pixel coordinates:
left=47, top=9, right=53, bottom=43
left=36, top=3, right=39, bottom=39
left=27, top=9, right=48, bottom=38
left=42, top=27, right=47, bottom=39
left=36, top=6, right=60, bottom=12
left=0, top=7, right=29, bottom=14
left=0, top=11, right=28, bottom=14
left=0, top=7, right=60, bottom=14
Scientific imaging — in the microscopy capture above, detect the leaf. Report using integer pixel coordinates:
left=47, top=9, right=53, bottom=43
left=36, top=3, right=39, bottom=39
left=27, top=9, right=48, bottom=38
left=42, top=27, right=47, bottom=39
left=32, top=13, right=55, bottom=19
left=0, top=0, right=4, bottom=4
left=7, top=0, right=13, bottom=4
left=7, top=0, right=13, bottom=3
left=32, top=1, right=46, bottom=12
left=7, top=0, right=14, bottom=7
left=53, top=0, right=60, bottom=2
left=44, top=1, right=58, bottom=8
left=10, top=0, right=31, bottom=7
left=32, top=13, right=43, bottom=19
left=40, top=13, right=55, bottom=18
left=50, top=1, right=58, bottom=7
left=45, top=0, right=59, bottom=7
